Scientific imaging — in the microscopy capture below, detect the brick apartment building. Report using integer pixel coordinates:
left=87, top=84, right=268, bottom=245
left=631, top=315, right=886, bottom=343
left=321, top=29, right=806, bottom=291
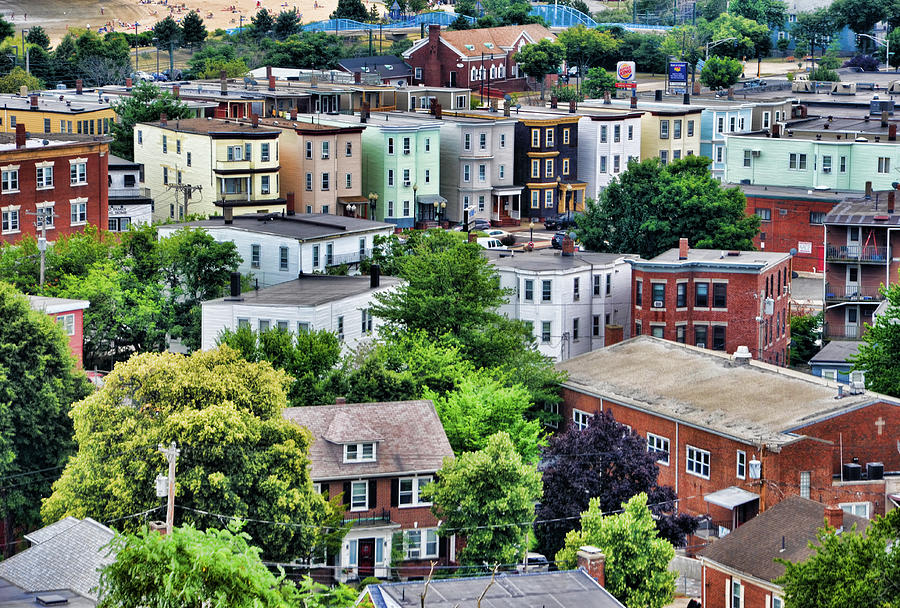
left=282, top=400, right=456, bottom=582
left=0, top=125, right=109, bottom=244
left=629, top=239, right=792, bottom=366
left=556, top=338, right=900, bottom=536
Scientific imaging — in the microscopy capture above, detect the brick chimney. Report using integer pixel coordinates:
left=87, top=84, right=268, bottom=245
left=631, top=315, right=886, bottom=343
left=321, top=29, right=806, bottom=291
left=630, top=95, right=637, bottom=109
left=569, top=100, right=576, bottom=113
left=550, top=95, right=558, bottom=109
left=354, top=70, right=362, bottom=84
left=220, top=70, right=228, bottom=94
left=577, top=546, right=606, bottom=587
left=824, top=505, right=844, bottom=530
left=335, top=396, right=347, bottom=405
left=890, top=124, right=897, bottom=141
left=149, top=521, right=168, bottom=535
left=604, top=324, right=624, bottom=346
left=172, top=84, right=180, bottom=98
left=561, top=235, right=575, bottom=256
left=434, top=103, right=442, bottom=119
left=772, top=123, right=781, bottom=138
left=160, top=112, right=168, bottom=126
left=15, top=124, right=26, bottom=149
left=266, top=65, right=272, bottom=80
left=679, top=237, right=689, bottom=260
left=125, top=77, right=133, bottom=90
left=286, top=191, right=295, bottom=216
left=29, top=94, right=38, bottom=109
left=268, top=75, right=276, bottom=91
left=424, top=25, right=442, bottom=87
left=881, top=110, right=889, bottom=128
left=865, top=181, right=873, bottom=199
left=290, top=107, right=297, bottom=120
left=251, top=113, right=259, bottom=128
left=75, top=79, right=83, bottom=95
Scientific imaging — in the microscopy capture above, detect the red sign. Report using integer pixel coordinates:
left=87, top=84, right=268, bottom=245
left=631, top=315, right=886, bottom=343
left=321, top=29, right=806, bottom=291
left=615, top=82, right=637, bottom=89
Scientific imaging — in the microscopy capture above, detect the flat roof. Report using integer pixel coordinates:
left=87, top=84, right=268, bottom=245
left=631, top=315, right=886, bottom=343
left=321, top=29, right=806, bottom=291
left=556, top=336, right=897, bottom=447
left=27, top=296, right=90, bottom=314
left=631, top=247, right=790, bottom=271
left=142, top=118, right=280, bottom=136
left=825, top=192, right=900, bottom=225
left=486, top=249, right=637, bottom=271
left=786, top=115, right=896, bottom=134
left=0, top=133, right=109, bottom=153
left=582, top=96, right=794, bottom=112
left=311, top=111, right=443, bottom=129
left=162, top=213, right=393, bottom=241
left=0, top=94, right=111, bottom=114
left=204, top=274, right=400, bottom=307
left=231, top=116, right=365, bottom=134
left=735, top=183, right=846, bottom=201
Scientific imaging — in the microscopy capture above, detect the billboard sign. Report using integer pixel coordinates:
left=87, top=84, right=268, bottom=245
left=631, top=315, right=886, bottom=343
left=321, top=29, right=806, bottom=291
left=616, top=61, right=636, bottom=83
left=668, top=61, right=688, bottom=82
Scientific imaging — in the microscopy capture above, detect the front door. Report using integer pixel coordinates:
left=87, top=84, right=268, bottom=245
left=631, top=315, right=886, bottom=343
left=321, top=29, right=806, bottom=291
left=358, top=538, right=376, bottom=578
left=449, top=71, right=457, bottom=87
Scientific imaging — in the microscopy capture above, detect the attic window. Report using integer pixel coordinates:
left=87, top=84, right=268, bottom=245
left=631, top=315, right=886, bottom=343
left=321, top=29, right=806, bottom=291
left=465, top=44, right=476, bottom=51
left=344, top=442, right=376, bottom=462
left=385, top=65, right=394, bottom=70
left=484, top=42, right=494, bottom=49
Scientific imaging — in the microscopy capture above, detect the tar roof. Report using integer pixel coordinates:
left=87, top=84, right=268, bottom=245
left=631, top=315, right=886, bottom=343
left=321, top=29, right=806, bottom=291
left=144, top=117, right=280, bottom=136
left=314, top=111, right=442, bottom=129
left=0, top=94, right=110, bottom=113
left=204, top=274, right=400, bottom=308
left=0, top=133, right=109, bottom=152
left=699, top=496, right=869, bottom=582
left=0, top=580, right=95, bottom=608
left=824, top=193, right=900, bottom=226
left=787, top=115, right=896, bottom=134
left=808, top=340, right=862, bottom=365
left=282, top=400, right=453, bottom=480
left=486, top=249, right=636, bottom=271
left=367, top=569, right=625, bottom=608
left=733, top=183, right=845, bottom=201
left=161, top=213, right=393, bottom=240
left=556, top=337, right=896, bottom=447
left=632, top=247, right=790, bottom=270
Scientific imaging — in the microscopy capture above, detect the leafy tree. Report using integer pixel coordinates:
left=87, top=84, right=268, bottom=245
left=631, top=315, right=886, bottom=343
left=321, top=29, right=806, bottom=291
left=810, top=66, right=840, bottom=81
left=707, top=13, right=772, bottom=59
left=250, top=8, right=275, bottom=39
left=776, top=509, right=900, bottom=608
left=695, top=0, right=729, bottom=20
left=852, top=278, right=900, bottom=396
left=495, top=0, right=548, bottom=25
left=576, top=156, right=760, bottom=259
left=181, top=11, right=208, bottom=51
left=513, top=38, right=565, bottom=99
left=43, top=348, right=345, bottom=562
left=265, top=32, right=344, bottom=69
left=728, top=0, right=787, bottom=29
left=25, top=26, right=51, bottom=50
left=557, top=25, right=620, bottom=78
left=447, top=14, right=472, bottom=30
left=455, top=0, right=477, bottom=17
left=153, top=16, right=182, bottom=49
left=0, top=283, right=92, bottom=551
left=844, top=54, right=880, bottom=71
left=830, top=0, right=887, bottom=54
left=331, top=0, right=370, bottom=21
left=582, top=66, right=617, bottom=98
left=776, top=36, right=790, bottom=56
left=384, top=38, right=413, bottom=57
left=274, top=10, right=301, bottom=40
left=700, top=55, right=743, bottom=90
left=0, top=16, right=13, bottom=42
left=187, top=41, right=248, bottom=78
left=789, top=312, right=822, bottom=366
left=792, top=8, right=839, bottom=62
left=535, top=409, right=699, bottom=560
left=556, top=494, right=677, bottom=608
left=422, top=432, right=542, bottom=566
left=0, top=67, right=42, bottom=93
left=110, top=81, right=191, bottom=160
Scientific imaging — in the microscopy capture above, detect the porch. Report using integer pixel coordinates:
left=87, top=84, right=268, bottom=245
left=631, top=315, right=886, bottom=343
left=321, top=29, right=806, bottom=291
left=491, top=187, right=524, bottom=227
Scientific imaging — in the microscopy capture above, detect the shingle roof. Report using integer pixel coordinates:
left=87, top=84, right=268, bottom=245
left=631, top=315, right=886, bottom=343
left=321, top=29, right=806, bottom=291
left=699, top=496, right=869, bottom=582
left=808, top=340, right=862, bottom=365
left=437, top=24, right=555, bottom=57
left=282, top=400, right=453, bottom=480
left=0, top=518, right=115, bottom=600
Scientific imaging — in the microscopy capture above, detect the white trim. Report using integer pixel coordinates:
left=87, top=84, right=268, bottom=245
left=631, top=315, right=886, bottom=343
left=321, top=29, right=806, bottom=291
left=0, top=164, right=20, bottom=171
left=68, top=157, right=89, bottom=165
left=35, top=160, right=54, bottom=169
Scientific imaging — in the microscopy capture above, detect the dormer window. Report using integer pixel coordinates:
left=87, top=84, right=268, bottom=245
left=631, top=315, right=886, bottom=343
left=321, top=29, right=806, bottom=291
left=344, top=442, right=376, bottom=462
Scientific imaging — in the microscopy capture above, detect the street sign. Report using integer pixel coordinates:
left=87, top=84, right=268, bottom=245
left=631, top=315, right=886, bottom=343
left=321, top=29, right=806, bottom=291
left=616, top=61, right=636, bottom=83
left=615, top=82, right=637, bottom=89
left=668, top=61, right=688, bottom=82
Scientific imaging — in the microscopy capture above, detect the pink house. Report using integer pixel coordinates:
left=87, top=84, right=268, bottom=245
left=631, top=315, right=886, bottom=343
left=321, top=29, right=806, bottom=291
left=28, top=296, right=90, bottom=368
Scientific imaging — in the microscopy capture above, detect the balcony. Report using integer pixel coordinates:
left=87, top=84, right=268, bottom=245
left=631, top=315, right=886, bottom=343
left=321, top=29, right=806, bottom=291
left=824, top=323, right=869, bottom=340
left=109, top=186, right=152, bottom=200
left=824, top=283, right=885, bottom=302
left=326, top=249, right=373, bottom=267
left=342, top=508, right=391, bottom=527
left=825, top=245, right=889, bottom=264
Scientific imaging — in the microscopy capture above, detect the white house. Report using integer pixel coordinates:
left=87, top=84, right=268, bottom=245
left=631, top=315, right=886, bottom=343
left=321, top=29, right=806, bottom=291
left=200, top=273, right=400, bottom=351
left=157, top=213, right=395, bottom=288
left=107, top=155, right=153, bottom=231
left=577, top=112, right=643, bottom=202
left=487, top=249, right=636, bottom=362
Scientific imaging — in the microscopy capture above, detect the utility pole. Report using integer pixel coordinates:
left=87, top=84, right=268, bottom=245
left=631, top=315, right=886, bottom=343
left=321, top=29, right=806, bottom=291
left=25, top=207, right=54, bottom=287
left=158, top=442, right=180, bottom=535
left=165, top=182, right=202, bottom=220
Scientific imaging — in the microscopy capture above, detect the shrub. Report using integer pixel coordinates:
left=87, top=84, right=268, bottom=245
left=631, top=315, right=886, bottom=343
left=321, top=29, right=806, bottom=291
left=359, top=577, right=382, bottom=590
left=551, top=85, right=583, bottom=102
left=843, top=54, right=879, bottom=71
left=500, top=234, right=517, bottom=247
left=810, top=67, right=839, bottom=81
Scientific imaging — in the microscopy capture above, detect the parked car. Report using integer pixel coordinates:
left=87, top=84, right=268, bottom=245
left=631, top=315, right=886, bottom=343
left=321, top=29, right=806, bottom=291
left=741, top=78, right=767, bottom=89
left=471, top=218, right=491, bottom=231
left=551, top=231, right=567, bottom=249
left=476, top=237, right=506, bottom=250
left=544, top=214, right=580, bottom=231
left=484, top=229, right=509, bottom=239
left=515, top=553, right=550, bottom=574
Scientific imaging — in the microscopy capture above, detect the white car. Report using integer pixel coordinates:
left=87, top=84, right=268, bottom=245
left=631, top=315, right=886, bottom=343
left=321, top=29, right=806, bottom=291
left=476, top=237, right=506, bottom=250
left=484, top=229, right=509, bottom=239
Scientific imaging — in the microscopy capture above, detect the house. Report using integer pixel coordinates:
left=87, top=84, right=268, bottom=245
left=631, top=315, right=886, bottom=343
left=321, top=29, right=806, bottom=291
left=629, top=239, right=792, bottom=366
left=0, top=126, right=109, bottom=245
left=27, top=296, right=90, bottom=368
left=0, top=88, right=116, bottom=136
left=486, top=249, right=635, bottom=363
left=698, top=496, right=869, bottom=608
left=0, top=516, right=115, bottom=602
left=576, top=111, right=643, bottom=201
left=337, top=56, right=413, bottom=86
left=403, top=24, right=556, bottom=92
left=555, top=337, right=900, bottom=531
left=513, top=111, right=585, bottom=221
left=361, top=549, right=626, bottom=608
left=107, top=154, right=153, bottom=231
left=808, top=340, right=862, bottom=384
left=823, top=190, right=900, bottom=341
left=134, top=116, right=283, bottom=222
left=200, top=273, right=399, bottom=351
left=282, top=400, right=455, bottom=582
left=157, top=213, right=394, bottom=288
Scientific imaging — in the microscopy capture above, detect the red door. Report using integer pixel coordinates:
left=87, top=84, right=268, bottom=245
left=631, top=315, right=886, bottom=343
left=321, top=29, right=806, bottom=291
left=358, top=538, right=376, bottom=578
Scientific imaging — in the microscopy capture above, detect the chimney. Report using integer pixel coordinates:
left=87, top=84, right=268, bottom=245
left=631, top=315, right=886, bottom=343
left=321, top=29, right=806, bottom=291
left=370, top=264, right=381, bottom=288
left=268, top=75, right=276, bottom=91
left=550, top=95, right=558, bottom=109
left=361, top=101, right=370, bottom=123
left=18, top=85, right=26, bottom=97
left=772, top=123, right=781, bottom=138
left=226, top=271, right=243, bottom=300
left=434, top=103, right=442, bottom=119
left=732, top=345, right=752, bottom=365
left=148, top=521, right=168, bottom=535
left=890, top=124, right=897, bottom=141
left=604, top=324, right=624, bottom=346
left=290, top=107, right=297, bottom=120
left=503, top=100, right=510, bottom=117
left=76, top=79, right=83, bottom=95
left=335, top=396, right=347, bottom=405
left=576, top=546, right=606, bottom=588
left=569, top=100, right=576, bottom=113
left=603, top=91, right=611, bottom=105
left=561, top=235, right=575, bottom=256
left=888, top=190, right=895, bottom=214
left=172, top=84, right=180, bottom=98
left=224, top=206, right=234, bottom=224
left=160, top=112, right=168, bottom=126
left=824, top=505, right=844, bottom=530
left=428, top=23, right=440, bottom=43
left=220, top=70, right=228, bottom=94
left=683, top=92, right=690, bottom=105
left=15, top=124, right=26, bottom=149
left=354, top=71, right=361, bottom=84
left=865, top=181, right=873, bottom=199
left=693, top=80, right=701, bottom=95
left=251, top=113, right=259, bottom=128
left=630, top=95, right=637, bottom=109
left=654, top=89, right=662, bottom=102
left=29, top=94, right=38, bottom=109
left=800, top=105, right=807, bottom=118
left=125, top=77, right=133, bottom=90
left=881, top=110, right=889, bottom=127
left=266, top=65, right=272, bottom=80
left=679, top=237, right=689, bottom=259
left=286, top=192, right=295, bottom=216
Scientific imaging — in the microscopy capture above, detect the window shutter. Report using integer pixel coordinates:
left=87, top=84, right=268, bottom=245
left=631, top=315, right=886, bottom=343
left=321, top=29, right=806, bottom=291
left=391, top=478, right=399, bottom=507
left=439, top=535, right=449, bottom=559
left=342, top=481, right=351, bottom=507
left=368, top=479, right=377, bottom=509
left=321, top=482, right=330, bottom=497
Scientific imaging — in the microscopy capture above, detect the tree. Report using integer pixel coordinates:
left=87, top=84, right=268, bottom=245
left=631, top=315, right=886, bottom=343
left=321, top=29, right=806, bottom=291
left=557, top=25, right=620, bottom=79
left=265, top=32, right=344, bottom=69
left=776, top=509, right=900, bottom=608
left=109, top=81, right=191, bottom=160
left=707, top=13, right=772, bottom=60
left=181, top=11, right=208, bottom=51
left=448, top=14, right=472, bottom=30
left=250, top=8, right=275, bottom=39
left=274, top=10, right=301, bottom=40
left=455, top=0, right=477, bottom=16
left=0, top=16, right=13, bottom=42
left=513, top=39, right=565, bottom=99
left=0, top=67, right=42, bottom=93
left=25, top=26, right=51, bottom=50
left=728, top=0, right=787, bottom=29
left=582, top=66, right=617, bottom=98
left=776, top=36, right=790, bottom=56
left=830, top=0, right=887, bottom=54
left=331, top=0, right=370, bottom=21
left=153, top=16, right=182, bottom=50
left=187, top=41, right=248, bottom=78
left=422, top=432, right=542, bottom=566
left=852, top=278, right=900, bottom=396
left=792, top=8, right=839, bottom=63
left=575, top=156, right=760, bottom=259
left=789, top=312, right=822, bottom=366
left=43, top=348, right=344, bottom=562
left=700, top=55, right=743, bottom=89
left=556, top=494, right=677, bottom=608
left=535, top=409, right=699, bottom=560
left=0, top=283, right=92, bottom=552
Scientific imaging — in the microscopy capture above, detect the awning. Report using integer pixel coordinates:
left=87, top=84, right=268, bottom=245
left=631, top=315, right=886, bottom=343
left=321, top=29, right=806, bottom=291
left=890, top=493, right=900, bottom=509
left=492, top=186, right=524, bottom=196
left=704, top=486, right=760, bottom=510
left=337, top=196, right=370, bottom=204
left=416, top=194, right=447, bottom=205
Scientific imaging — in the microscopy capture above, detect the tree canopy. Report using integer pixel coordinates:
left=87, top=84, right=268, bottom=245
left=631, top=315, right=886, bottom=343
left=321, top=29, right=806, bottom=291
left=557, top=25, right=620, bottom=74
left=792, top=8, right=839, bottom=58
left=181, top=11, right=208, bottom=50
left=110, top=81, right=191, bottom=160
left=513, top=39, right=565, bottom=99
left=728, top=0, right=787, bottom=29
left=852, top=277, right=900, bottom=397
left=583, top=67, right=617, bottom=98
left=700, top=55, right=743, bottom=90
left=0, top=67, right=42, bottom=93
left=789, top=312, right=822, bottom=366
left=575, top=156, right=760, bottom=259
left=331, top=0, right=370, bottom=21
left=153, top=16, right=183, bottom=49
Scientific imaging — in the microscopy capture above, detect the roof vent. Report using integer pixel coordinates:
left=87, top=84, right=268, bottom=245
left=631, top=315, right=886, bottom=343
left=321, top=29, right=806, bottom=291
left=727, top=250, right=741, bottom=256
left=732, top=345, right=752, bottom=365
left=35, top=595, right=69, bottom=606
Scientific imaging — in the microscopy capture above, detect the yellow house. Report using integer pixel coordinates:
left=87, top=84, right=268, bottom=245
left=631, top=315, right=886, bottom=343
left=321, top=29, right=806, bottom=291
left=636, top=108, right=703, bottom=164
left=0, top=93, right=116, bottom=136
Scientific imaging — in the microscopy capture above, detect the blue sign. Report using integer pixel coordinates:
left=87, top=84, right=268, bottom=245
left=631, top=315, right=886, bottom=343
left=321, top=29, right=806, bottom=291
left=668, top=61, right=688, bottom=83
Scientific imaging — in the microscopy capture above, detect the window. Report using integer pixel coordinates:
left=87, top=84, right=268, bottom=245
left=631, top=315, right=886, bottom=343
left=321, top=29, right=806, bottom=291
left=478, top=164, right=486, bottom=181
left=531, top=190, right=540, bottom=209
left=479, top=132, right=487, bottom=149
left=676, top=325, right=686, bottom=343
left=463, top=133, right=471, bottom=151
left=822, top=155, right=831, bottom=172
left=250, top=244, right=261, bottom=269
left=676, top=283, right=687, bottom=308
left=840, top=156, right=846, bottom=172
left=387, top=200, right=395, bottom=216
left=2, top=168, right=19, bottom=192
left=647, top=433, right=670, bottom=465
left=403, top=200, right=410, bottom=216
left=531, top=129, right=540, bottom=147
left=878, top=157, right=891, bottom=173
left=743, top=149, right=751, bottom=167
left=387, top=137, right=394, bottom=154
left=573, top=409, right=592, bottom=430
left=713, top=283, right=727, bottom=308
left=773, top=597, right=784, bottom=608
left=402, top=137, right=410, bottom=155
left=717, top=116, right=724, bottom=133
left=36, top=166, right=53, bottom=189
left=545, top=128, right=554, bottom=147
left=695, top=325, right=708, bottom=348
left=403, top=168, right=410, bottom=186
left=562, top=158, right=570, bottom=175
left=686, top=445, right=710, bottom=478
left=635, top=322, right=641, bottom=335
left=799, top=471, right=810, bottom=498
left=606, top=274, right=611, bottom=296
left=499, top=165, right=505, bottom=179
left=651, top=282, right=665, bottom=308
left=337, top=315, right=344, bottom=340
left=736, top=450, right=746, bottom=479
left=593, top=315, right=601, bottom=336
left=70, top=200, right=87, bottom=225
left=478, top=195, right=485, bottom=211
left=660, top=150, right=668, bottom=165
left=613, top=155, right=620, bottom=173
left=305, top=173, right=313, bottom=191
left=500, top=133, right=506, bottom=148
left=810, top=211, right=826, bottom=224
left=279, top=246, right=289, bottom=271
left=524, top=279, right=534, bottom=301
left=673, top=150, right=681, bottom=161
left=687, top=120, right=694, bottom=137
left=414, top=67, right=423, bottom=80
left=635, top=280, right=642, bottom=307
left=70, top=162, right=87, bottom=185
left=789, top=153, right=807, bottom=170
left=600, top=156, right=607, bottom=173
left=660, top=120, right=669, bottom=139
left=545, top=158, right=554, bottom=177
left=387, top=169, right=394, bottom=186
left=137, top=130, right=143, bottom=145
left=593, top=275, right=601, bottom=296
left=651, top=325, right=664, bottom=338
left=573, top=318, right=580, bottom=340
left=345, top=172, right=352, bottom=189
left=258, top=319, right=270, bottom=332
left=562, top=128, right=571, bottom=145
left=405, top=529, right=438, bottom=559
left=162, top=135, right=167, bottom=153
left=839, top=502, right=870, bottom=519
left=542, top=280, right=551, bottom=302
left=628, top=125, right=634, bottom=140
left=545, top=189, right=553, bottom=207
left=674, top=119, right=682, bottom=139
left=350, top=480, right=368, bottom=511
left=398, top=476, right=432, bottom=507
left=321, top=173, right=330, bottom=190
left=530, top=160, right=539, bottom=178
left=261, top=175, right=271, bottom=195
left=1, top=208, right=19, bottom=233
left=344, top=442, right=376, bottom=462
left=56, top=314, right=75, bottom=336
left=541, top=321, right=551, bottom=343
left=600, top=125, right=608, bottom=143
left=731, top=579, right=742, bottom=608
left=763, top=111, right=771, bottom=129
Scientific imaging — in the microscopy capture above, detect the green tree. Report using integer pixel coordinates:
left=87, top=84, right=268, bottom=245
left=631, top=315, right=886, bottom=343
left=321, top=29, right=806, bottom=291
left=513, top=38, right=565, bottom=99
left=789, top=312, right=822, bottom=366
left=153, top=16, right=182, bottom=49
left=43, top=348, right=344, bottom=562
left=576, top=156, right=760, bottom=259
left=331, top=0, right=370, bottom=21
left=582, top=66, right=617, bottom=98
left=274, top=10, right=301, bottom=40
left=110, top=81, right=191, bottom=160
left=888, top=28, right=900, bottom=68
left=793, top=8, right=839, bottom=63
left=25, top=26, right=51, bottom=50
left=265, top=32, right=344, bottom=69
left=810, top=66, right=840, bottom=81
left=181, top=11, right=208, bottom=51
left=830, top=0, right=887, bottom=54
left=455, top=0, right=477, bottom=16
left=728, top=0, right=787, bottom=29
left=557, top=25, right=620, bottom=78
left=422, top=432, right=542, bottom=566
left=852, top=278, right=900, bottom=396
left=556, top=494, right=676, bottom=608
left=0, top=67, right=42, bottom=93
left=700, top=55, right=744, bottom=90
left=0, top=16, right=13, bottom=42
left=0, top=283, right=92, bottom=551
left=707, top=13, right=772, bottom=60
left=776, top=36, right=790, bottom=56
left=187, top=41, right=248, bottom=78
left=250, top=8, right=275, bottom=39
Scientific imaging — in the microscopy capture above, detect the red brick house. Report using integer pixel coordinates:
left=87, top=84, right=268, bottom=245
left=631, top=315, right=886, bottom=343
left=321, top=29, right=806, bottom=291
left=555, top=337, right=900, bottom=537
left=402, top=24, right=555, bottom=93
left=698, top=496, right=869, bottom=608
left=27, top=295, right=90, bottom=368
left=282, top=400, right=455, bottom=582
left=0, top=125, right=109, bottom=244
left=629, top=239, right=792, bottom=366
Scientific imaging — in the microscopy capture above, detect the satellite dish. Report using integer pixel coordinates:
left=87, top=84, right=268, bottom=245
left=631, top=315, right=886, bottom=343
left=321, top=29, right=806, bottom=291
left=789, top=247, right=798, bottom=256
left=568, top=231, right=576, bottom=240
left=504, top=93, right=512, bottom=101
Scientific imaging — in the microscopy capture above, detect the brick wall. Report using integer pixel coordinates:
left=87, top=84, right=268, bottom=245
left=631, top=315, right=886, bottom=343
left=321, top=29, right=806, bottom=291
left=704, top=564, right=783, bottom=608
left=322, top=477, right=441, bottom=530
left=745, top=194, right=835, bottom=273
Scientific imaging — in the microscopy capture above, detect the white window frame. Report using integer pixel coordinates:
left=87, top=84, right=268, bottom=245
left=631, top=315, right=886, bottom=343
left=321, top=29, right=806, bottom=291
left=56, top=313, right=75, bottom=336
left=736, top=449, right=746, bottom=479
left=69, top=159, right=88, bottom=185
left=405, top=529, right=438, bottom=559
left=70, top=198, right=88, bottom=226
left=344, top=442, right=377, bottom=463
left=573, top=409, right=593, bottom=431
left=1, top=166, right=19, bottom=193
left=686, top=445, right=710, bottom=479
left=36, top=164, right=54, bottom=189
left=647, top=433, right=670, bottom=465
left=398, top=475, right=433, bottom=507
left=350, top=480, right=368, bottom=511
left=839, top=501, right=870, bottom=519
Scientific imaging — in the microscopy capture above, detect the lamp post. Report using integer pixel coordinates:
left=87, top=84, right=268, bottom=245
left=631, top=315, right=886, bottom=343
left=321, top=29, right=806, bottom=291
left=152, top=37, right=159, bottom=77
left=347, top=203, right=357, bottom=217
left=529, top=219, right=534, bottom=243
left=368, top=191, right=378, bottom=219
left=564, top=183, right=572, bottom=217
left=706, top=37, right=738, bottom=60
left=21, top=29, right=29, bottom=74
left=857, top=33, right=892, bottom=71
left=432, top=199, right=446, bottom=223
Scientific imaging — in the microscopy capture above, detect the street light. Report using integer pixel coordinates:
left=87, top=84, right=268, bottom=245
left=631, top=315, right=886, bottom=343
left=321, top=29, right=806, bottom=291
left=152, top=37, right=159, bottom=77
left=347, top=203, right=357, bottom=217
left=367, top=192, right=379, bottom=219
left=21, top=29, right=29, bottom=73
left=857, top=33, right=892, bottom=72
left=529, top=220, right=534, bottom=244
left=432, top=199, right=446, bottom=223
left=706, top=37, right=738, bottom=60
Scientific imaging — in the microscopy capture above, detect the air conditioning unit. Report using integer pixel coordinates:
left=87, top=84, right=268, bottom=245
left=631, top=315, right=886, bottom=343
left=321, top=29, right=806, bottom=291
left=823, top=167, right=831, bottom=173
left=849, top=371, right=866, bottom=391
left=403, top=181, right=411, bottom=187
left=321, top=154, right=329, bottom=160
left=652, top=300, right=664, bottom=308
left=696, top=342, right=706, bottom=348
left=403, top=150, right=411, bottom=155
left=751, top=150, right=761, bottom=157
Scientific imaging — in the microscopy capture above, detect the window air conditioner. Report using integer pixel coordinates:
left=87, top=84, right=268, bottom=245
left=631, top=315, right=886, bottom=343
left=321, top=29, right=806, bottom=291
left=696, top=342, right=706, bottom=348
left=823, top=167, right=831, bottom=173
left=751, top=150, right=761, bottom=157
left=403, top=181, right=411, bottom=187
left=652, top=300, right=664, bottom=308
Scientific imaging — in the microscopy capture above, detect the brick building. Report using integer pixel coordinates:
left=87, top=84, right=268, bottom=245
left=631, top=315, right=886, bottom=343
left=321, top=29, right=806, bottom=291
left=0, top=125, right=109, bottom=244
left=282, top=400, right=456, bottom=582
left=27, top=295, right=90, bottom=368
left=555, top=338, right=900, bottom=537
left=629, top=240, right=792, bottom=366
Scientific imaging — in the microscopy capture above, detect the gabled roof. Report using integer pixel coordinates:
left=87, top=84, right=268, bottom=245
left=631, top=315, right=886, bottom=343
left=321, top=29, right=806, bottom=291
left=0, top=518, right=115, bottom=600
left=405, top=24, right=554, bottom=59
left=808, top=340, right=862, bottom=366
left=699, top=496, right=869, bottom=583
left=282, top=400, right=453, bottom=480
